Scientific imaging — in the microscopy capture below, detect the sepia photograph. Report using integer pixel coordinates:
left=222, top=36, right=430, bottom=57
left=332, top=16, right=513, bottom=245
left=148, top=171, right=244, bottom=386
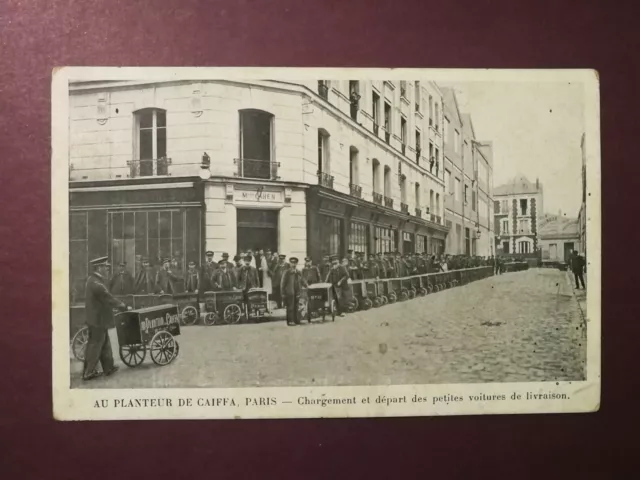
left=52, top=67, right=600, bottom=420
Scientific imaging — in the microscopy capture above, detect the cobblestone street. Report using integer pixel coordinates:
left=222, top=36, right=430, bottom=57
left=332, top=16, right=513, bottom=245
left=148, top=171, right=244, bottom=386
left=71, top=268, right=587, bottom=388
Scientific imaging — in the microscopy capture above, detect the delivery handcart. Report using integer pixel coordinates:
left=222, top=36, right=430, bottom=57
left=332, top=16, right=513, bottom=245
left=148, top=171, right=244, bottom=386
left=245, top=288, right=270, bottom=322
left=202, top=290, right=244, bottom=325
left=305, top=282, right=336, bottom=322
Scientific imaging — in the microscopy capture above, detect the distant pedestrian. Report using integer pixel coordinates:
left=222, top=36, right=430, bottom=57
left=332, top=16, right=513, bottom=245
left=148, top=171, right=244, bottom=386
left=570, top=250, right=586, bottom=289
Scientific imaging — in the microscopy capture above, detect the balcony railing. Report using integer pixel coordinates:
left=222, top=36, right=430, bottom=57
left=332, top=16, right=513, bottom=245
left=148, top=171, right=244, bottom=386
left=349, top=183, right=362, bottom=198
left=384, top=196, right=394, bottom=208
left=401, top=202, right=409, bottom=213
left=318, top=172, right=334, bottom=189
left=430, top=213, right=436, bottom=223
left=415, top=208, right=422, bottom=217
left=373, top=192, right=383, bottom=205
left=127, top=157, right=171, bottom=178
left=234, top=158, right=280, bottom=180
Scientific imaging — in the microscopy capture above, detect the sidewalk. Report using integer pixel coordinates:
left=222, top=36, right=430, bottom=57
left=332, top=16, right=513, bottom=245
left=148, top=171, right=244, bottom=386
left=566, top=271, right=587, bottom=325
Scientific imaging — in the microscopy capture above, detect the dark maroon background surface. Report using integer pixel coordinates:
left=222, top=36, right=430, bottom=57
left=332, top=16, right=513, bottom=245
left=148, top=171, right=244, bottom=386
left=0, top=0, right=636, bottom=477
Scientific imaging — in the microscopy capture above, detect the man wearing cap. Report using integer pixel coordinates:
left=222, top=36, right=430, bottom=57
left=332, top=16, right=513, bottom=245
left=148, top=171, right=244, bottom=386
left=238, top=254, right=260, bottom=293
left=83, top=257, right=127, bottom=381
left=319, top=254, right=332, bottom=282
left=271, top=254, right=287, bottom=309
left=325, top=256, right=348, bottom=317
left=281, top=257, right=308, bottom=326
left=255, top=248, right=264, bottom=288
left=384, top=252, right=396, bottom=278
left=109, top=261, right=134, bottom=295
left=213, top=259, right=237, bottom=290
left=156, top=258, right=181, bottom=295
left=365, top=253, right=379, bottom=280
left=184, top=261, right=200, bottom=293
left=134, top=257, right=157, bottom=294
left=375, top=252, right=386, bottom=279
left=301, top=257, right=321, bottom=285
left=200, top=251, right=217, bottom=293
left=347, top=249, right=358, bottom=280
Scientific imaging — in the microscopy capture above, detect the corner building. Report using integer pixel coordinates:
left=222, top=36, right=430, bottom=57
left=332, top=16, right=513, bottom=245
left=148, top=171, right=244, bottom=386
left=68, top=79, right=448, bottom=294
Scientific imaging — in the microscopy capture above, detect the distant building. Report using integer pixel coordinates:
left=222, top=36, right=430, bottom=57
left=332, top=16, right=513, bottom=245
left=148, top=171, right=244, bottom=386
left=493, top=175, right=544, bottom=255
left=441, top=88, right=494, bottom=257
left=578, top=133, right=587, bottom=257
left=538, top=214, right=580, bottom=264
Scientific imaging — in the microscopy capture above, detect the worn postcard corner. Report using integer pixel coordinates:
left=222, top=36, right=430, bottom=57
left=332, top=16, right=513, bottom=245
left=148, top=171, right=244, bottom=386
left=52, top=67, right=600, bottom=421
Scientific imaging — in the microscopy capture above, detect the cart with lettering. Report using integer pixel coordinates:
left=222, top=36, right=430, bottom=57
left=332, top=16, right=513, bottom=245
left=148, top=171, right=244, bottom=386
left=115, top=304, right=181, bottom=367
left=305, top=283, right=336, bottom=322
left=173, top=292, right=200, bottom=326
left=202, top=290, right=245, bottom=325
left=245, top=288, right=270, bottom=322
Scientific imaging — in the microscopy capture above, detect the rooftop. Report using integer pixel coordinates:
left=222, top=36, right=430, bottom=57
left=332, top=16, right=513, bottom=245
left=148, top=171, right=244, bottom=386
left=494, top=175, right=542, bottom=196
left=539, top=214, right=579, bottom=239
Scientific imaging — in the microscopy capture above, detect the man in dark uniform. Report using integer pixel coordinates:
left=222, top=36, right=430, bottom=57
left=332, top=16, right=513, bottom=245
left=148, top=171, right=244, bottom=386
left=156, top=258, right=181, bottom=295
left=83, top=257, right=127, bottom=381
left=366, top=253, right=379, bottom=279
left=301, top=257, right=321, bottom=285
left=356, top=251, right=366, bottom=279
left=272, top=254, right=287, bottom=309
left=325, top=255, right=348, bottom=317
left=397, top=253, right=407, bottom=277
left=238, top=254, right=260, bottom=292
left=134, top=257, right=157, bottom=294
left=281, top=257, right=308, bottom=326
left=184, top=260, right=200, bottom=293
left=376, top=252, right=387, bottom=279
left=200, top=251, right=217, bottom=293
left=386, top=252, right=397, bottom=278
left=213, top=259, right=237, bottom=290
left=255, top=248, right=264, bottom=287
left=347, top=249, right=358, bottom=280
left=109, top=261, right=134, bottom=295
left=570, top=250, right=586, bottom=289
left=319, top=254, right=332, bottom=281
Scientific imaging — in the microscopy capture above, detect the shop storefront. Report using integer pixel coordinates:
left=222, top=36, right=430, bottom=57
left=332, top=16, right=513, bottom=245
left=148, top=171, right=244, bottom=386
left=307, top=186, right=448, bottom=262
left=69, top=177, right=204, bottom=302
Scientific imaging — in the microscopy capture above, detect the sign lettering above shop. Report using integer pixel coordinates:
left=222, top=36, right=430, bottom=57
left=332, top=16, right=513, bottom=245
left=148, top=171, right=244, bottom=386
left=234, top=187, right=282, bottom=203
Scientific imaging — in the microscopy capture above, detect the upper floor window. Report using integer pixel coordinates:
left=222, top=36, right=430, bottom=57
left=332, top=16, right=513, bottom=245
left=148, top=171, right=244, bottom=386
left=318, top=80, right=329, bottom=100
left=349, top=147, right=359, bottom=186
left=501, top=199, right=509, bottom=213
left=372, top=91, right=380, bottom=127
left=400, top=81, right=407, bottom=98
left=135, top=109, right=168, bottom=177
left=400, top=175, right=407, bottom=204
left=520, top=198, right=528, bottom=216
left=317, top=129, right=330, bottom=175
left=372, top=159, right=381, bottom=194
left=415, top=183, right=421, bottom=208
left=501, top=218, right=509, bottom=234
left=239, top=109, right=275, bottom=180
left=434, top=103, right=439, bottom=131
left=494, top=200, right=500, bottom=213
left=428, top=95, right=433, bottom=125
left=415, top=129, right=421, bottom=162
left=384, top=102, right=392, bottom=132
left=429, top=189, right=434, bottom=212
left=383, top=165, right=391, bottom=197
left=464, top=184, right=469, bottom=204
left=445, top=169, right=452, bottom=194
left=415, top=81, right=421, bottom=112
left=400, top=117, right=407, bottom=146
left=349, top=81, right=360, bottom=121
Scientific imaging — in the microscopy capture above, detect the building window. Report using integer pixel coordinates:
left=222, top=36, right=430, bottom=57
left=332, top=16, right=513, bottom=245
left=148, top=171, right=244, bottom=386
left=239, top=109, right=274, bottom=179
left=501, top=199, right=509, bottom=214
left=518, top=241, right=531, bottom=254
left=415, top=81, right=421, bottom=112
left=317, top=129, right=330, bottom=175
left=375, top=226, right=397, bottom=254
left=372, top=91, right=380, bottom=134
left=372, top=159, right=380, bottom=194
left=494, top=200, right=500, bottom=213
left=455, top=178, right=461, bottom=201
left=349, top=147, right=359, bottom=186
left=435, top=148, right=439, bottom=176
left=464, top=184, right=469, bottom=204
left=400, top=81, right=407, bottom=98
left=429, top=143, right=434, bottom=172
left=501, top=219, right=509, bottom=235
left=383, top=165, right=391, bottom=198
left=465, top=227, right=471, bottom=255
left=400, top=116, right=407, bottom=151
left=384, top=102, right=392, bottom=142
left=434, top=103, right=439, bottom=131
left=415, top=183, right=421, bottom=209
left=435, top=193, right=440, bottom=217
left=415, top=129, right=421, bottom=162
left=321, top=216, right=342, bottom=257
left=454, top=129, right=460, bottom=153
left=429, top=189, right=434, bottom=213
left=520, top=199, right=528, bottom=216
left=135, top=108, right=167, bottom=176
left=416, top=234, right=426, bottom=253
left=349, top=221, right=369, bottom=256
left=428, top=95, right=433, bottom=125
left=349, top=80, right=360, bottom=121
left=518, top=218, right=531, bottom=234
left=318, top=80, right=329, bottom=100
left=400, top=175, right=407, bottom=204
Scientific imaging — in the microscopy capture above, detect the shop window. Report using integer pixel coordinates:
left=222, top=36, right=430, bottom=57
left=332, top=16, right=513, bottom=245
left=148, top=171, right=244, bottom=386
left=134, top=108, right=168, bottom=177
left=69, top=212, right=88, bottom=303
left=239, top=109, right=274, bottom=180
left=320, top=216, right=342, bottom=257
left=349, top=222, right=369, bottom=256
left=416, top=234, right=425, bottom=253
left=375, top=226, right=397, bottom=254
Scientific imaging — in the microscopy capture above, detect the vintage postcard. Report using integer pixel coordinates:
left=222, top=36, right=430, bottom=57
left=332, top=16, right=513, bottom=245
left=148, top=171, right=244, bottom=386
left=52, top=67, right=600, bottom=420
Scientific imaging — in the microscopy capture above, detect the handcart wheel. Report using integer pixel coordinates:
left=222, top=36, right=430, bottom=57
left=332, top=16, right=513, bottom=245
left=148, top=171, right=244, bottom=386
left=181, top=305, right=198, bottom=326
left=119, top=344, right=146, bottom=367
left=428, top=285, right=433, bottom=293
left=362, top=298, right=373, bottom=310
left=150, top=330, right=178, bottom=366
left=408, top=288, right=417, bottom=299
left=298, top=298, right=308, bottom=320
left=71, top=326, right=89, bottom=362
left=388, top=293, right=397, bottom=303
left=203, top=312, right=219, bottom=326
left=174, top=341, right=180, bottom=359
left=381, top=295, right=388, bottom=305
left=223, top=304, right=243, bottom=324
left=349, top=298, right=358, bottom=313
left=372, top=297, right=381, bottom=308
left=418, top=287, right=427, bottom=296
left=400, top=291, right=409, bottom=302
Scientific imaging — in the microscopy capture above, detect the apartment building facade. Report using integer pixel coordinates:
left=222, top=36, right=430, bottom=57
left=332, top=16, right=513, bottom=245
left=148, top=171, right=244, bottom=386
left=441, top=88, right=495, bottom=257
left=68, top=78, right=448, bottom=294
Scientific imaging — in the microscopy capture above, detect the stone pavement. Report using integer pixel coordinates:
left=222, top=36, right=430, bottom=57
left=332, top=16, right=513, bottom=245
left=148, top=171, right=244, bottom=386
left=71, top=268, right=586, bottom=388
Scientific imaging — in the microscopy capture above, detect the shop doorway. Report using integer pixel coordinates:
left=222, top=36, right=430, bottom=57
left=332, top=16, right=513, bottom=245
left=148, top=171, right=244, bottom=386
left=236, top=209, right=279, bottom=254
left=564, top=242, right=575, bottom=262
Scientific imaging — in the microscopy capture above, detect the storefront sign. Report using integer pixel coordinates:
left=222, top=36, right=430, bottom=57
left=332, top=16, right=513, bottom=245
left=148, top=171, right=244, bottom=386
left=320, top=199, right=347, bottom=216
left=234, top=187, right=283, bottom=204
